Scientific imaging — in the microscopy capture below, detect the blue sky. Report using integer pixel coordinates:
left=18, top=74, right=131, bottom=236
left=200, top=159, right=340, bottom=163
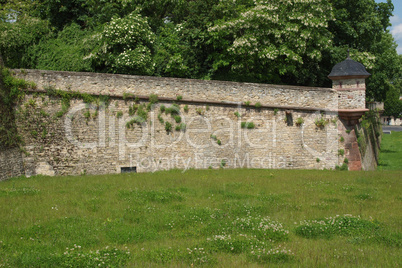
left=376, top=0, right=402, bottom=54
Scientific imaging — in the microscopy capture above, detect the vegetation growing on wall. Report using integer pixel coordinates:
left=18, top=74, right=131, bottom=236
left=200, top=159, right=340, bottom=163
left=355, top=110, right=382, bottom=159
left=0, top=67, right=31, bottom=148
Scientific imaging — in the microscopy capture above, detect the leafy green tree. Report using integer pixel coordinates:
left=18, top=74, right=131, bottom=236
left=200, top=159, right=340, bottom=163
left=384, top=84, right=401, bottom=118
left=89, top=11, right=155, bottom=75
left=26, top=23, right=96, bottom=72
left=34, top=0, right=88, bottom=30
left=208, top=0, right=334, bottom=83
left=327, top=0, right=397, bottom=101
left=0, top=14, right=50, bottom=68
left=154, top=23, right=190, bottom=78
left=328, top=0, right=393, bottom=51
left=366, top=33, right=401, bottom=101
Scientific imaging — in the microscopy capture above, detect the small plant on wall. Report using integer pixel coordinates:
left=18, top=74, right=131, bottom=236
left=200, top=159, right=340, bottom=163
left=315, top=114, right=329, bottom=128
left=196, top=108, right=204, bottom=115
left=241, top=122, right=255, bottom=129
left=295, top=117, right=304, bottom=126
left=175, top=123, right=186, bottom=132
left=220, top=159, right=227, bottom=168
left=116, top=111, right=123, bottom=118
left=165, top=121, right=172, bottom=132
left=149, top=94, right=159, bottom=104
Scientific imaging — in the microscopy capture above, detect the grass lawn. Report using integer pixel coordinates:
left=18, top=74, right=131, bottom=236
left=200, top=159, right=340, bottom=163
left=0, top=169, right=401, bottom=267
left=378, top=131, right=402, bottom=170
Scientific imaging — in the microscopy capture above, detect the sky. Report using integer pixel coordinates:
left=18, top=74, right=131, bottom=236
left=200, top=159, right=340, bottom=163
left=376, top=0, right=402, bottom=54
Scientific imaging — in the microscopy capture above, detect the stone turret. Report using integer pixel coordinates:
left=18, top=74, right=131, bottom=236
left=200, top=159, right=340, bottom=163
left=328, top=51, right=370, bottom=125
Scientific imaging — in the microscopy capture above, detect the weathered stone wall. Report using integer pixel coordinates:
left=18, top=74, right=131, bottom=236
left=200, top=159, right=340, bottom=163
left=14, top=69, right=348, bottom=110
left=0, top=146, right=24, bottom=181
left=5, top=68, right=378, bottom=176
left=15, top=93, right=344, bottom=176
left=356, top=124, right=381, bottom=171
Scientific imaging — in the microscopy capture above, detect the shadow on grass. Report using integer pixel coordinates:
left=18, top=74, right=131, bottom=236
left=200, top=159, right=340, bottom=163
left=380, top=149, right=397, bottom=153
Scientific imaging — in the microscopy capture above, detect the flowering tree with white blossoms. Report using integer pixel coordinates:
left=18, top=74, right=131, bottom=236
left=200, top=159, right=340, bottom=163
left=91, top=11, right=155, bottom=75
left=208, top=0, right=334, bottom=82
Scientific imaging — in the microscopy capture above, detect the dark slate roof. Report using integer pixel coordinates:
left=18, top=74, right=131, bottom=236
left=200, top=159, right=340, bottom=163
left=328, top=56, right=370, bottom=78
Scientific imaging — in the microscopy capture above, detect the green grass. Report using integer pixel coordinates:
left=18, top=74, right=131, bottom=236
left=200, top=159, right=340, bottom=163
left=0, top=169, right=401, bottom=267
left=378, top=131, right=402, bottom=170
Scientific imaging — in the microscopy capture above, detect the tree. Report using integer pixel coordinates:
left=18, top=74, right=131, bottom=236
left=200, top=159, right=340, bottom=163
left=384, top=84, right=401, bottom=119
left=26, top=23, right=96, bottom=72
left=0, top=14, right=50, bottom=68
left=327, top=0, right=397, bottom=101
left=207, top=0, right=334, bottom=83
left=34, top=0, right=88, bottom=30
left=89, top=11, right=155, bottom=75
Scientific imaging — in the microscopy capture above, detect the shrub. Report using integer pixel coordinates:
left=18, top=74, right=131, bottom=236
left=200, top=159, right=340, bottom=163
left=122, top=92, right=134, bottom=101
left=83, top=110, right=91, bottom=119
left=315, top=116, right=328, bottom=128
left=179, top=123, right=186, bottom=131
left=158, top=113, right=164, bottom=124
left=196, top=108, right=204, bottom=115
left=116, top=111, right=123, bottom=118
left=274, top=108, right=279, bottom=115
left=174, top=115, right=181, bottom=123
left=160, top=105, right=166, bottom=113
left=241, top=122, right=255, bottom=129
left=183, top=105, right=189, bottom=112
left=340, top=136, right=345, bottom=142
left=165, top=104, right=180, bottom=115
left=217, top=139, right=222, bottom=145
left=128, top=104, right=138, bottom=116
left=295, top=117, right=304, bottom=126
left=338, top=149, right=344, bottom=156
left=335, top=163, right=348, bottom=171
left=165, top=121, right=172, bottom=132
left=149, top=94, right=159, bottom=104
left=176, top=95, right=183, bottom=101
left=137, top=105, right=148, bottom=121
left=255, top=102, right=262, bottom=108
left=234, top=111, right=241, bottom=118
left=244, top=101, right=250, bottom=106
left=220, top=159, right=226, bottom=168
left=126, top=117, right=145, bottom=128
left=210, top=134, right=217, bottom=140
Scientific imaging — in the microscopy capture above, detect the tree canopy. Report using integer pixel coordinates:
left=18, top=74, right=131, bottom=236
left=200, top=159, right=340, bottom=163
left=0, top=0, right=400, bottom=115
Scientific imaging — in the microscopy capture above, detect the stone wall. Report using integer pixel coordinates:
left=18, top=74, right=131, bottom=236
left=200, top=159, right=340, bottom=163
left=3, top=68, right=378, bottom=176
left=14, top=93, right=344, bottom=176
left=0, top=146, right=24, bottom=181
left=13, top=69, right=346, bottom=110
left=356, top=124, right=381, bottom=171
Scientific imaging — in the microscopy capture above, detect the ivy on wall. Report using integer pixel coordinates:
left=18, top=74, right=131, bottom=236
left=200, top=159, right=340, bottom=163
left=0, top=67, right=31, bottom=148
